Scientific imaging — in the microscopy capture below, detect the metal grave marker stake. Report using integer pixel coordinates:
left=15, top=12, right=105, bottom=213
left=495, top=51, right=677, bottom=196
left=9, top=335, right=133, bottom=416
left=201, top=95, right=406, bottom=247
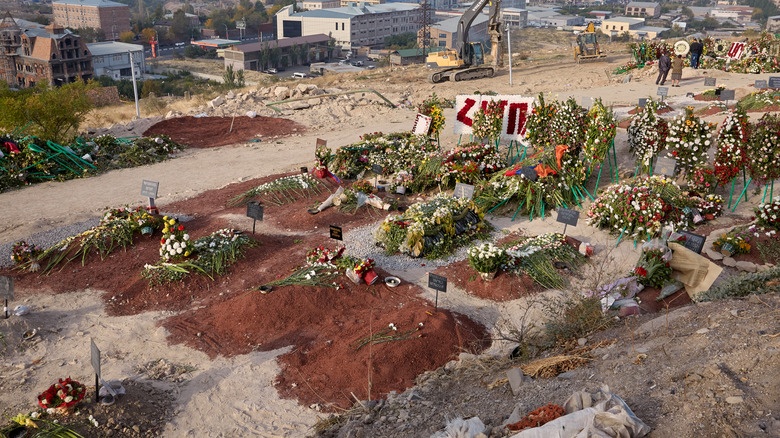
left=428, top=273, right=447, bottom=310
left=246, top=201, right=264, bottom=235
left=657, top=87, right=668, bottom=101
left=140, top=180, right=159, bottom=208
left=704, top=77, right=716, bottom=87
left=329, top=225, right=343, bottom=241
left=453, top=183, right=475, bottom=200
left=91, top=338, right=101, bottom=403
left=556, top=208, right=580, bottom=235
left=0, top=276, right=13, bottom=319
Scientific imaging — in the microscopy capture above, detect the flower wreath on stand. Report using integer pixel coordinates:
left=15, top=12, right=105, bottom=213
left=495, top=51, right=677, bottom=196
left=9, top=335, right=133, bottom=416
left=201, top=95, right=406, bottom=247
left=471, top=100, right=504, bottom=146
left=525, top=93, right=558, bottom=148
left=582, top=98, right=617, bottom=165
left=37, top=378, right=86, bottom=414
left=714, top=106, right=750, bottom=185
left=746, top=113, right=780, bottom=186
left=666, top=107, right=717, bottom=178
left=627, top=100, right=669, bottom=175
left=418, top=93, right=448, bottom=140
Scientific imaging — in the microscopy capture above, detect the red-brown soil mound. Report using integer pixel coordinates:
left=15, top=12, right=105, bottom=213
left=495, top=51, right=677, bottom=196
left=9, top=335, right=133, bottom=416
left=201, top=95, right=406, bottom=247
left=143, top=116, right=306, bottom=148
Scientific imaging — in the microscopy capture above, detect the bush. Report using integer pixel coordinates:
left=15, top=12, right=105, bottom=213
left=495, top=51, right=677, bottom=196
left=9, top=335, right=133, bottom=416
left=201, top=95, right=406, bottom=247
left=695, top=267, right=780, bottom=302
left=542, top=293, right=612, bottom=347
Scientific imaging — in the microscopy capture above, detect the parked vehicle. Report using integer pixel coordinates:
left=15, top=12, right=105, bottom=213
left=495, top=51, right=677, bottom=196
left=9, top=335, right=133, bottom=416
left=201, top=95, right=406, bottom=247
left=292, top=72, right=308, bottom=78
left=267, top=68, right=278, bottom=74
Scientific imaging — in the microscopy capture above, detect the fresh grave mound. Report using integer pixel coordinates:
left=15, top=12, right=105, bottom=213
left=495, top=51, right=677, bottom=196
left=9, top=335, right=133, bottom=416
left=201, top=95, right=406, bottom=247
left=143, top=116, right=306, bottom=148
left=163, top=270, right=490, bottom=410
left=434, top=259, right=542, bottom=302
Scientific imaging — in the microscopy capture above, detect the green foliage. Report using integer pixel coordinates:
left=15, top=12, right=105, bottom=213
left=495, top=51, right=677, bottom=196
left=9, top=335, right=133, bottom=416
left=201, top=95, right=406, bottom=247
left=695, top=267, right=780, bottom=302
left=72, top=26, right=105, bottom=42
left=0, top=81, right=95, bottom=144
left=184, top=44, right=207, bottom=58
left=542, top=293, right=612, bottom=347
left=384, top=32, right=418, bottom=50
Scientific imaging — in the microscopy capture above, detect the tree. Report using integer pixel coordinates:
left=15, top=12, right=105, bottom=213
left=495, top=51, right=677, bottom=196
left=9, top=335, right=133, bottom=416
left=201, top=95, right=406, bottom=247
left=661, top=24, right=685, bottom=38
left=170, top=10, right=191, bottom=39
left=288, top=43, right=300, bottom=66
left=184, top=45, right=206, bottom=58
left=223, top=65, right=237, bottom=88
left=20, top=82, right=95, bottom=144
left=681, top=6, right=694, bottom=19
left=28, top=15, right=51, bottom=25
left=141, top=27, right=157, bottom=42
left=384, top=32, right=417, bottom=50
left=236, top=70, right=245, bottom=88
left=270, top=46, right=281, bottom=67
left=119, top=31, right=136, bottom=43
left=141, top=79, right=162, bottom=98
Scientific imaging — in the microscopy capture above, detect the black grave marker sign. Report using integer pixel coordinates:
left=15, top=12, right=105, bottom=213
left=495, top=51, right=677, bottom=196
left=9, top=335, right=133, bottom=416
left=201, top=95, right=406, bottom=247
left=654, top=156, right=676, bottom=177
left=638, top=98, right=648, bottom=108
left=453, top=182, right=475, bottom=200
left=371, top=164, right=384, bottom=175
left=428, top=273, right=447, bottom=311
left=329, top=225, right=343, bottom=241
left=755, top=80, right=768, bottom=89
left=1, top=276, right=13, bottom=319
left=718, top=89, right=735, bottom=101
left=556, top=208, right=579, bottom=234
left=680, top=231, right=706, bottom=254
left=704, top=77, right=716, bottom=87
left=246, top=201, right=264, bottom=234
left=768, top=76, right=780, bottom=89
left=519, top=167, right=538, bottom=182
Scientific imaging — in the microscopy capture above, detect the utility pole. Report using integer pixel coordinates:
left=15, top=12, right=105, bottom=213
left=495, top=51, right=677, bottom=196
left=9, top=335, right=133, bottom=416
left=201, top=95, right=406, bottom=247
left=506, top=24, right=512, bottom=85
left=418, top=0, right=432, bottom=58
left=128, top=51, right=140, bottom=119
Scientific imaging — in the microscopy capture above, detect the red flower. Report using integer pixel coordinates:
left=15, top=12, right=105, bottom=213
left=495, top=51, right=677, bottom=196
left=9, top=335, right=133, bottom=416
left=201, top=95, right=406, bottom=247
left=634, top=266, right=648, bottom=277
left=178, top=225, right=184, bottom=231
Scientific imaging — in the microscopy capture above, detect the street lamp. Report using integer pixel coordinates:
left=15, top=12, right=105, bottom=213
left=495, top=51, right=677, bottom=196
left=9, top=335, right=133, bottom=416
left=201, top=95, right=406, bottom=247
left=224, top=24, right=229, bottom=39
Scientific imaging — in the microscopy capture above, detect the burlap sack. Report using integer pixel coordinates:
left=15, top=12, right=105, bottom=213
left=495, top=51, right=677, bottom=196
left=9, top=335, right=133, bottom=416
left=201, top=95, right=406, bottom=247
left=668, top=241, right=722, bottom=301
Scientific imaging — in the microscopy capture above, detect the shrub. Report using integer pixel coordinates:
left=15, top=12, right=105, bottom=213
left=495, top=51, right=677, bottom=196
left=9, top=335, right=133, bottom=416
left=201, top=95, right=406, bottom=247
left=695, top=267, right=780, bottom=302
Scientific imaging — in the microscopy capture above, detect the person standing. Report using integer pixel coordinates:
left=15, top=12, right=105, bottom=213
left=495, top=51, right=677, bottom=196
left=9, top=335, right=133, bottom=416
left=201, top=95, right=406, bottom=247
left=656, top=51, right=671, bottom=85
left=690, top=38, right=704, bottom=69
left=671, top=54, right=684, bottom=87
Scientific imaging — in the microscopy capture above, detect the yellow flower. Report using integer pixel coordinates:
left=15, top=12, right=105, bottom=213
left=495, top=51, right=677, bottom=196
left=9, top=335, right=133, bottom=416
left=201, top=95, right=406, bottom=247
left=169, top=220, right=176, bottom=226
left=184, top=251, right=190, bottom=256
left=163, top=216, right=168, bottom=220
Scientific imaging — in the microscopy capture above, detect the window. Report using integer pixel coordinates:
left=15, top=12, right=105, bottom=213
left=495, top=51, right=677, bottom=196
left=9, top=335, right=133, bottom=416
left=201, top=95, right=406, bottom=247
left=439, top=33, right=445, bottom=38
left=341, top=23, right=344, bottom=30
left=620, top=26, right=623, bottom=30
left=335, top=23, right=338, bottom=30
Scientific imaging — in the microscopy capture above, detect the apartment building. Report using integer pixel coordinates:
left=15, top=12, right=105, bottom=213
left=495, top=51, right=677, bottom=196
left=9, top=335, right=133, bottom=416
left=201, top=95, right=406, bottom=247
left=87, top=41, right=145, bottom=80
left=52, top=0, right=131, bottom=41
left=625, top=2, right=660, bottom=18
left=0, top=13, right=93, bottom=88
left=276, top=2, right=422, bottom=51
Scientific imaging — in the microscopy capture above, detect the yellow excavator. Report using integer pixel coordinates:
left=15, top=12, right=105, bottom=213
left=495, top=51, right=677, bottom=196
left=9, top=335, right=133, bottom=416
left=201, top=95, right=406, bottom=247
left=573, top=23, right=606, bottom=63
left=426, top=0, right=502, bottom=83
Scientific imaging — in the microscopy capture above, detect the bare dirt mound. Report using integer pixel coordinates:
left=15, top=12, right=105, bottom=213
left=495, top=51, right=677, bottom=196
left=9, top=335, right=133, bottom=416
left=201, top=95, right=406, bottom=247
left=143, top=116, right=306, bottom=148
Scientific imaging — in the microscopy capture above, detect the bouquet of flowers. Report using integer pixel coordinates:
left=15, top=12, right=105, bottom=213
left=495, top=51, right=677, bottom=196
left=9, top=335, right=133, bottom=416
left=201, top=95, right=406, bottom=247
left=686, top=166, right=717, bottom=195
left=227, top=174, right=323, bottom=207
left=11, top=240, right=42, bottom=265
left=467, top=242, right=507, bottom=274
left=471, top=100, right=504, bottom=144
left=755, top=197, right=780, bottom=230
left=525, top=93, right=557, bottom=147
left=582, top=98, right=617, bottom=163
left=587, top=176, right=701, bottom=240
left=37, top=378, right=86, bottom=412
left=548, top=97, right=588, bottom=150
left=375, top=194, right=486, bottom=258
left=352, top=180, right=374, bottom=194
left=437, top=142, right=505, bottom=186
left=306, top=245, right=345, bottom=264
left=314, top=143, right=332, bottom=176
left=353, top=258, right=375, bottom=276
left=746, top=113, right=780, bottom=184
left=627, top=100, right=669, bottom=174
left=505, top=233, right=583, bottom=289
left=159, top=217, right=194, bottom=262
left=712, top=230, right=752, bottom=256
left=665, top=107, right=716, bottom=177
left=696, top=194, right=725, bottom=217
left=418, top=93, right=449, bottom=137
left=632, top=248, right=673, bottom=289
left=714, top=106, right=750, bottom=184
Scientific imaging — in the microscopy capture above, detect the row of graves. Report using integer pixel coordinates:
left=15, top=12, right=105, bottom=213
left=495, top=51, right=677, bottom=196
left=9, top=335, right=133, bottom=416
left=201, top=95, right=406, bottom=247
left=2, top=89, right=780, bottom=435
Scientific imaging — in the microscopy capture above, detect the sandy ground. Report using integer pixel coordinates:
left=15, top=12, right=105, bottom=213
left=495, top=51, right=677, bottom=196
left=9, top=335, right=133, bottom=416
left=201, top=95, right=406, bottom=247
left=2, top=52, right=779, bottom=437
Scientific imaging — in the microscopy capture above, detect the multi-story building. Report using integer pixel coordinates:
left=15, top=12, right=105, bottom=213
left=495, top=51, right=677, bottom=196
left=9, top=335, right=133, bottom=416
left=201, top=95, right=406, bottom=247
left=768, top=15, right=780, bottom=32
left=339, top=0, right=384, bottom=6
left=276, top=2, right=422, bottom=51
left=503, top=8, right=529, bottom=28
left=302, top=0, right=342, bottom=10
left=223, top=34, right=331, bottom=71
left=0, top=13, right=93, bottom=88
left=87, top=41, right=144, bottom=80
left=52, top=0, right=131, bottom=41
left=419, top=13, right=489, bottom=49
left=625, top=2, right=660, bottom=18
left=601, top=16, right=667, bottom=39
